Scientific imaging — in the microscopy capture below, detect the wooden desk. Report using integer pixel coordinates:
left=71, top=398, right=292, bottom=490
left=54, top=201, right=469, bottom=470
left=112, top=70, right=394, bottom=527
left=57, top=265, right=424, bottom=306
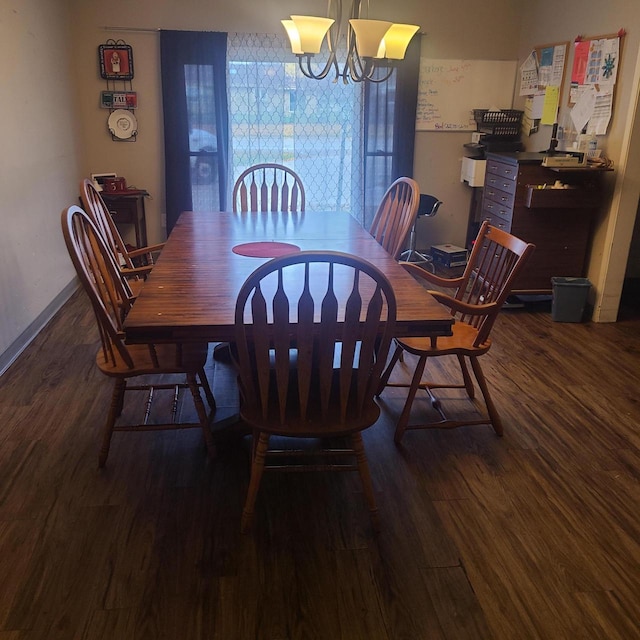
left=101, top=190, right=149, bottom=249
left=475, top=152, right=610, bottom=294
left=123, top=211, right=454, bottom=344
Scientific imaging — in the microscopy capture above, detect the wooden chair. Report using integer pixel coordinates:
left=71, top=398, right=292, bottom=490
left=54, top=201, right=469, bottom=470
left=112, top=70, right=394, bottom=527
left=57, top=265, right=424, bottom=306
left=232, top=163, right=305, bottom=213
left=61, top=205, right=215, bottom=467
left=369, top=177, right=420, bottom=260
left=379, top=221, right=535, bottom=442
left=79, top=179, right=165, bottom=287
left=234, top=251, right=397, bottom=532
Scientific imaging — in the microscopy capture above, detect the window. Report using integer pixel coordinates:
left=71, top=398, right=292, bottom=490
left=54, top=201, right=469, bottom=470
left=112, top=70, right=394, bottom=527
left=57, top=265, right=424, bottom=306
left=161, top=30, right=418, bottom=230
left=227, top=33, right=364, bottom=220
left=185, top=64, right=221, bottom=211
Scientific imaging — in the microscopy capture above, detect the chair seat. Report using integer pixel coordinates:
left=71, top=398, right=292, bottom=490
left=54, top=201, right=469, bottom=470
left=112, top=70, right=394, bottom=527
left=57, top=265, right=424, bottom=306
left=97, top=342, right=209, bottom=377
left=397, top=322, right=492, bottom=357
left=127, top=278, right=144, bottom=298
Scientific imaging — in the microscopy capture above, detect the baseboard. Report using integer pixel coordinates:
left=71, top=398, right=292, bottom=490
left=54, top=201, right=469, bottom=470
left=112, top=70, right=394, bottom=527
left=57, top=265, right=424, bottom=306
left=0, top=279, right=79, bottom=378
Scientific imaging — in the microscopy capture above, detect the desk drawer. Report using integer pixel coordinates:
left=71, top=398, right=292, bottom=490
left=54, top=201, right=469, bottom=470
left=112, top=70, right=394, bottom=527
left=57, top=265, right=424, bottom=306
left=485, top=159, right=517, bottom=182
left=484, top=171, right=517, bottom=196
left=106, top=199, right=137, bottom=224
left=481, top=198, right=513, bottom=225
left=483, top=185, right=515, bottom=209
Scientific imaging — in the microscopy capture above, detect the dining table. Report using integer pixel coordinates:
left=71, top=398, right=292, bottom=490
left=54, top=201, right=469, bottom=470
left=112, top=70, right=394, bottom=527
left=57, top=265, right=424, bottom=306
left=123, top=210, right=455, bottom=346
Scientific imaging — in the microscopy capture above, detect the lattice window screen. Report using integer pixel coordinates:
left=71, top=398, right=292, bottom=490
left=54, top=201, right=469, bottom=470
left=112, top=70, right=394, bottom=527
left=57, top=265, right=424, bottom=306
left=227, top=33, right=365, bottom=220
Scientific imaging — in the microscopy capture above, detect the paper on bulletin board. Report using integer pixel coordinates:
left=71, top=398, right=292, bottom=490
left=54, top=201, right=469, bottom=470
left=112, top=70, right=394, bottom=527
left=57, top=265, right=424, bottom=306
left=541, top=86, right=560, bottom=125
left=590, top=90, right=613, bottom=134
left=570, top=85, right=596, bottom=132
left=538, top=45, right=566, bottom=88
left=519, top=51, right=539, bottom=96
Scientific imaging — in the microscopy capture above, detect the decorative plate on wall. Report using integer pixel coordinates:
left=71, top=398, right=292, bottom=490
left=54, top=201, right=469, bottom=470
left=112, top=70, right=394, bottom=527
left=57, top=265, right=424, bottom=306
left=108, top=109, right=138, bottom=140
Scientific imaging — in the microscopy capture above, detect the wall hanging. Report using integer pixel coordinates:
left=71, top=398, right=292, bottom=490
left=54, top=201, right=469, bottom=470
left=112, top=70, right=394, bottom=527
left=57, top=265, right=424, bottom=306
left=98, top=39, right=138, bottom=141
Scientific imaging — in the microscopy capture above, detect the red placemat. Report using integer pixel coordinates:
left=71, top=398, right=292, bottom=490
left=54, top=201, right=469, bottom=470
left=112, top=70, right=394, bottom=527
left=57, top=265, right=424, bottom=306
left=232, top=241, right=301, bottom=258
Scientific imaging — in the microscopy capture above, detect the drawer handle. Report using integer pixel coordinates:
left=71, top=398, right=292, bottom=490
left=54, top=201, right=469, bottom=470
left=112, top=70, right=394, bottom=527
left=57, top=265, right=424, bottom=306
left=488, top=164, right=498, bottom=172
left=502, top=183, right=510, bottom=189
left=499, top=209, right=508, bottom=216
left=486, top=203, right=494, bottom=209
left=504, top=169, right=512, bottom=174
left=500, top=196, right=508, bottom=201
left=488, top=178, right=497, bottom=184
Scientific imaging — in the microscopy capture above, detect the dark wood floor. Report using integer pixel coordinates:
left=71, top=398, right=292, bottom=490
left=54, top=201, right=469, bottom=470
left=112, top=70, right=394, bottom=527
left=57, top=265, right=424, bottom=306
left=1, top=288, right=639, bottom=639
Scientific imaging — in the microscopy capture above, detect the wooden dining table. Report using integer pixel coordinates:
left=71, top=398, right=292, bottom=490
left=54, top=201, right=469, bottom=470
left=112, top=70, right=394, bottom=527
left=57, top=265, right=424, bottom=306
left=123, top=210, right=454, bottom=345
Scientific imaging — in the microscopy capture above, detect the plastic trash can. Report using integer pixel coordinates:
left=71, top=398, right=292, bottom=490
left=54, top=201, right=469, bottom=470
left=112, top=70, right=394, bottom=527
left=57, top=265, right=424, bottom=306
left=551, top=277, right=591, bottom=322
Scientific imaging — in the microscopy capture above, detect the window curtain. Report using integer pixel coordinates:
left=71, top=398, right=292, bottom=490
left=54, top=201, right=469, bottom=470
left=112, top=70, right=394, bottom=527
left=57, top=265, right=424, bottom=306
left=362, top=37, right=421, bottom=229
left=160, top=31, right=228, bottom=232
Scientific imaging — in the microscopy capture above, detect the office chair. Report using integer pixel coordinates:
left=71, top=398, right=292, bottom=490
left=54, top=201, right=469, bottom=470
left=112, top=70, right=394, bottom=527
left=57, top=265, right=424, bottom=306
left=399, top=193, right=442, bottom=272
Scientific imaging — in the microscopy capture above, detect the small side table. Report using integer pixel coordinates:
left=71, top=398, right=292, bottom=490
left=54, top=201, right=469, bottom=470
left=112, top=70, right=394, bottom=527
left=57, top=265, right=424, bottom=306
left=101, top=190, right=149, bottom=249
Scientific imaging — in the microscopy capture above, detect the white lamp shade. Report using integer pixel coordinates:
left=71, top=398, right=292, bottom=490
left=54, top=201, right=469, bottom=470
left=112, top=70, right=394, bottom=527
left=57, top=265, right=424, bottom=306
left=290, top=16, right=335, bottom=54
left=379, top=24, right=420, bottom=60
left=349, top=19, right=393, bottom=58
left=281, top=20, right=303, bottom=55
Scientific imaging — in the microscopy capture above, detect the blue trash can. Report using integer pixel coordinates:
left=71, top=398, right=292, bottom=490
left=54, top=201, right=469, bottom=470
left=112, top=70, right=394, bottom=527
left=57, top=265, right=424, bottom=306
left=551, top=277, right=591, bottom=322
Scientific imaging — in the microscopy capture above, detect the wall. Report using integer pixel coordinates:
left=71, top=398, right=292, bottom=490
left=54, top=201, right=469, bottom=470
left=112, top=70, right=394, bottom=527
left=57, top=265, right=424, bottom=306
left=3, top=0, right=639, bottom=371
left=513, top=0, right=640, bottom=321
left=0, top=0, right=82, bottom=373
left=67, top=0, right=521, bottom=248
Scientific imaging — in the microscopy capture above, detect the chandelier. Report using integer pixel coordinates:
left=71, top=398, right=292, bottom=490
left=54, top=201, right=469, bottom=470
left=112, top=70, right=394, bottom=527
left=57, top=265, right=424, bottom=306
left=281, top=0, right=420, bottom=83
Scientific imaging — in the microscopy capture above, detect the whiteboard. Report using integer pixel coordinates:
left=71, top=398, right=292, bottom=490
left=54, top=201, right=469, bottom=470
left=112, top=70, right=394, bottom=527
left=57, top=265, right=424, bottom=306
left=416, top=59, right=518, bottom=131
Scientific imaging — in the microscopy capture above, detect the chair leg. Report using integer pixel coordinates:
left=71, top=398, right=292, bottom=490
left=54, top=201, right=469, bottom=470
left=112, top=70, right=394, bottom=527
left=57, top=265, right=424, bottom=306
left=469, top=357, right=503, bottom=436
left=394, top=354, right=428, bottom=444
left=377, top=343, right=403, bottom=395
left=457, top=354, right=475, bottom=399
left=187, top=373, right=216, bottom=459
left=99, top=379, right=125, bottom=468
left=198, top=367, right=216, bottom=411
left=241, top=431, right=270, bottom=533
left=351, top=433, right=380, bottom=532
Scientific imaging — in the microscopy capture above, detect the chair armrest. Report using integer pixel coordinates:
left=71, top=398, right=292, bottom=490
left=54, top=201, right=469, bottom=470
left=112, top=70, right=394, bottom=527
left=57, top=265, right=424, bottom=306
left=428, top=290, right=498, bottom=316
left=399, top=262, right=464, bottom=289
left=127, top=242, right=165, bottom=258
left=121, top=265, right=154, bottom=277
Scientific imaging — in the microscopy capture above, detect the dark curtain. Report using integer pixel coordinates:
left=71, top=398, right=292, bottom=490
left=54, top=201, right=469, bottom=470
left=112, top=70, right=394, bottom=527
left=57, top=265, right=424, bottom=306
left=160, top=31, right=228, bottom=232
left=362, top=37, right=420, bottom=228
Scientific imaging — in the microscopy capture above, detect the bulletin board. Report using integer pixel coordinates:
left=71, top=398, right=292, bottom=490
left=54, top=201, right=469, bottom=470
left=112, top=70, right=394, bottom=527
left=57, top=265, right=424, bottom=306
left=569, top=31, right=624, bottom=104
left=568, top=31, right=625, bottom=135
left=415, top=58, right=517, bottom=131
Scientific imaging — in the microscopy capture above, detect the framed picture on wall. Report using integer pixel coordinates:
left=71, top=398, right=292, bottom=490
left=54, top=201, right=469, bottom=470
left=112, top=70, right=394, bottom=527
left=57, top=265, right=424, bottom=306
left=98, top=43, right=134, bottom=80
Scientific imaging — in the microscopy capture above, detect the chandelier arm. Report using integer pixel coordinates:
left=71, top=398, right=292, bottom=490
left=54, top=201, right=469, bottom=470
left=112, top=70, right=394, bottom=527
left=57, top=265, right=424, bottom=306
left=298, top=53, right=338, bottom=80
left=365, top=64, right=396, bottom=83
